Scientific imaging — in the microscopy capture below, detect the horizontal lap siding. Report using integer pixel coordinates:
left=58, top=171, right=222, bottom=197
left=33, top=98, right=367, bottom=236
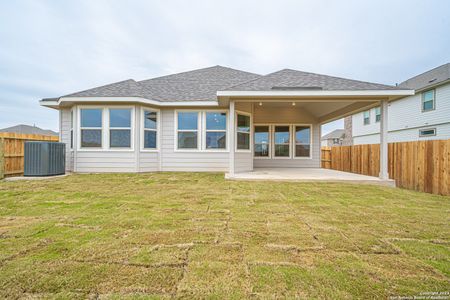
left=76, top=151, right=136, bottom=173
left=235, top=152, right=252, bottom=172
left=160, top=109, right=229, bottom=172
left=60, top=109, right=73, bottom=171
left=139, top=152, right=159, bottom=172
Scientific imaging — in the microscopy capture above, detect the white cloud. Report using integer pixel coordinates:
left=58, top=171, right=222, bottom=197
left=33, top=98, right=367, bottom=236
left=0, top=0, right=449, bottom=130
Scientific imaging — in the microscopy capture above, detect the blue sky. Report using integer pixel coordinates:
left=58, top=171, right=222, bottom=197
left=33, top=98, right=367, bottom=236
left=1, top=0, right=449, bottom=134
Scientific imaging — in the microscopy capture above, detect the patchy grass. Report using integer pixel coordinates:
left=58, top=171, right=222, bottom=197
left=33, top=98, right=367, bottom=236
left=0, top=172, right=449, bottom=299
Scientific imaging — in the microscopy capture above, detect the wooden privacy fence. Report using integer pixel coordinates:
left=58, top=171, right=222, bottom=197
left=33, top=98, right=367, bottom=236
left=0, top=133, right=59, bottom=178
left=321, top=140, right=450, bottom=196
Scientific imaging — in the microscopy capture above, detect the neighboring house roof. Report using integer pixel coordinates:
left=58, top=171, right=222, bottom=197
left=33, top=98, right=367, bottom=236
left=398, top=63, right=450, bottom=91
left=64, top=66, right=261, bottom=102
left=48, top=66, right=405, bottom=103
left=225, top=69, right=401, bottom=91
left=0, top=124, right=58, bottom=136
left=321, top=129, right=345, bottom=140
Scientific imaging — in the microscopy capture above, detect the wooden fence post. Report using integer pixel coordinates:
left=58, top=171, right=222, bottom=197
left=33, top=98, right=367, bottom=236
left=0, top=138, right=4, bottom=179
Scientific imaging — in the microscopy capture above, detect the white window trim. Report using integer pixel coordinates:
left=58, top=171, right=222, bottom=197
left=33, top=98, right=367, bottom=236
left=421, top=89, right=436, bottom=112
left=272, top=124, right=292, bottom=159
left=375, top=107, right=381, bottom=123
left=174, top=110, right=201, bottom=152
left=235, top=110, right=252, bottom=153
left=419, top=128, right=436, bottom=137
left=107, top=106, right=135, bottom=151
left=203, top=110, right=228, bottom=152
left=292, top=124, right=313, bottom=160
left=253, top=124, right=272, bottom=159
left=77, top=105, right=135, bottom=152
left=141, top=107, right=160, bottom=152
left=363, top=110, right=370, bottom=125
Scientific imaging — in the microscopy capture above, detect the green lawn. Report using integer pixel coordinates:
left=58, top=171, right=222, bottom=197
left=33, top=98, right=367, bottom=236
left=0, top=173, right=449, bottom=299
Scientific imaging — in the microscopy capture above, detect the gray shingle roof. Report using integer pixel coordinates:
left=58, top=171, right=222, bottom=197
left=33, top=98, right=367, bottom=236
left=53, top=65, right=408, bottom=102
left=398, top=63, right=450, bottom=91
left=138, top=66, right=261, bottom=101
left=226, top=69, right=401, bottom=91
left=63, top=66, right=261, bottom=101
left=321, top=129, right=345, bottom=140
left=64, top=79, right=146, bottom=98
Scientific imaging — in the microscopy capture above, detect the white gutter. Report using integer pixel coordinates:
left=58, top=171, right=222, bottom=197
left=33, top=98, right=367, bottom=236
left=217, top=89, right=414, bottom=97
left=40, top=96, right=219, bottom=108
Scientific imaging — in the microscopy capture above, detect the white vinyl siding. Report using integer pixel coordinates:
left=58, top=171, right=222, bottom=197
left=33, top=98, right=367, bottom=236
left=60, top=108, right=73, bottom=171
left=162, top=109, right=229, bottom=171
left=352, top=82, right=450, bottom=144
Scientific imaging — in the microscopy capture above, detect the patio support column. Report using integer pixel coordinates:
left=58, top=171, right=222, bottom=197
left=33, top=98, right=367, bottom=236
left=229, top=100, right=235, bottom=176
left=379, top=99, right=389, bottom=180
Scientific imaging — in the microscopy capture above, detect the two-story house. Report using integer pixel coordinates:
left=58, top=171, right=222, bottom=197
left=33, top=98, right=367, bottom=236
left=350, top=63, right=450, bottom=145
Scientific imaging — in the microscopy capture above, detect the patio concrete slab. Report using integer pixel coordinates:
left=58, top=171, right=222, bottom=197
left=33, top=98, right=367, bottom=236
left=225, top=168, right=396, bottom=187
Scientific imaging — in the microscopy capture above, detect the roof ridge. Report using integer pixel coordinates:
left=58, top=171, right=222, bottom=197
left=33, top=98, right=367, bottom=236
left=139, top=65, right=260, bottom=83
left=399, top=62, right=450, bottom=85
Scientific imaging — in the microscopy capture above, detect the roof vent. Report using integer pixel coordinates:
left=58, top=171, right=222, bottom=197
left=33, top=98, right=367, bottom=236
left=271, top=86, right=323, bottom=91
left=428, top=78, right=437, bottom=83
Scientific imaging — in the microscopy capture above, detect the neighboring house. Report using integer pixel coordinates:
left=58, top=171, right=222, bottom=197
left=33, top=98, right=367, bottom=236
left=0, top=124, right=58, bottom=136
left=350, top=63, right=450, bottom=145
left=40, top=65, right=413, bottom=178
left=321, top=129, right=345, bottom=147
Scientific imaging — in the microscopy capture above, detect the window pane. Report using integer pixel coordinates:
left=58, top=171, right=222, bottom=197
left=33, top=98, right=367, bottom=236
left=81, top=129, right=102, bottom=147
left=110, top=129, right=130, bottom=147
left=206, top=132, right=226, bottom=149
left=81, top=109, right=102, bottom=127
left=178, top=132, right=197, bottom=149
left=363, top=111, right=370, bottom=118
left=275, top=144, right=289, bottom=157
left=178, top=112, right=198, bottom=130
left=255, top=126, right=269, bottom=144
left=254, top=144, right=269, bottom=157
left=144, top=111, right=157, bottom=129
left=423, top=100, right=434, bottom=111
left=274, top=126, right=290, bottom=144
left=237, top=132, right=250, bottom=149
left=295, top=145, right=310, bottom=157
left=144, top=130, right=157, bottom=148
left=375, top=107, right=381, bottom=122
left=206, top=112, right=226, bottom=130
left=110, top=109, right=131, bottom=127
left=295, top=126, right=310, bottom=144
left=423, top=90, right=434, bottom=101
left=237, top=114, right=250, bottom=132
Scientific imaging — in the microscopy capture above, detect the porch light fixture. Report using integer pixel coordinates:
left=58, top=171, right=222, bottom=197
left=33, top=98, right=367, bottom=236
left=292, top=102, right=296, bottom=106
left=259, top=102, right=262, bottom=106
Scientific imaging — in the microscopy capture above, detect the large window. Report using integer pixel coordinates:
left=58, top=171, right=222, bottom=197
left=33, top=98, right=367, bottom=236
left=80, top=108, right=102, bottom=148
left=177, top=112, right=199, bottom=149
left=109, top=108, right=131, bottom=148
left=237, top=113, right=250, bottom=150
left=274, top=126, right=290, bottom=157
left=422, top=89, right=435, bottom=112
left=294, top=125, right=311, bottom=158
left=363, top=110, right=370, bottom=125
left=254, top=126, right=270, bottom=157
left=205, top=112, right=227, bottom=149
left=143, top=110, right=158, bottom=149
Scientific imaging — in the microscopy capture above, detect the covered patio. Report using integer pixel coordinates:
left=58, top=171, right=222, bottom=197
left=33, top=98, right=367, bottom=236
left=217, top=70, right=414, bottom=183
